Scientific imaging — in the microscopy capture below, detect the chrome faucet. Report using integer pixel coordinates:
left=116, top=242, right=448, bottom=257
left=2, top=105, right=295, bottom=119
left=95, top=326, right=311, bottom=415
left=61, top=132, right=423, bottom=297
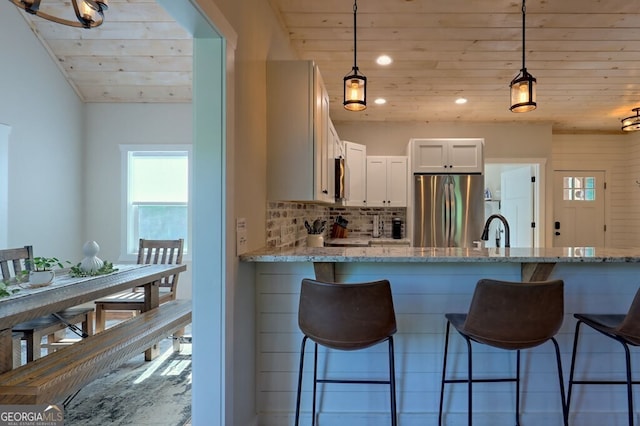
left=481, top=214, right=511, bottom=248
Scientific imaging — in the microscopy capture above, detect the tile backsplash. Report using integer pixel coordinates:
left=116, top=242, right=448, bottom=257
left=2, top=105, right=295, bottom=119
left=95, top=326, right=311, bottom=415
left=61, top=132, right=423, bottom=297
left=267, top=201, right=407, bottom=248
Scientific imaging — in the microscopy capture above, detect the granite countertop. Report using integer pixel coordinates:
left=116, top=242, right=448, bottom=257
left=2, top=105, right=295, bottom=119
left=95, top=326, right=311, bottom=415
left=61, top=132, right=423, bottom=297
left=239, top=246, right=640, bottom=263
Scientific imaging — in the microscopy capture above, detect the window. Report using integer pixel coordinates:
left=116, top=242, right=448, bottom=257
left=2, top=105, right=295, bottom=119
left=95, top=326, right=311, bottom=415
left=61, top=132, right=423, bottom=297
left=121, top=146, right=191, bottom=258
left=562, top=176, right=596, bottom=201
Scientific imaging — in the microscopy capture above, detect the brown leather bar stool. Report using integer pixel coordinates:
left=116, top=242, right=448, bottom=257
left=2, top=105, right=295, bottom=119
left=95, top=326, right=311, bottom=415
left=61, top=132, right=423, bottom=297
left=294, top=278, right=397, bottom=426
left=567, top=287, right=640, bottom=426
left=439, top=278, right=568, bottom=426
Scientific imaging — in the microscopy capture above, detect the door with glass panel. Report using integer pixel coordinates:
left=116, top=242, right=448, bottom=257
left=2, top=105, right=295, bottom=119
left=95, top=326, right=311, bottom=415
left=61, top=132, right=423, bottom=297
left=553, top=171, right=605, bottom=247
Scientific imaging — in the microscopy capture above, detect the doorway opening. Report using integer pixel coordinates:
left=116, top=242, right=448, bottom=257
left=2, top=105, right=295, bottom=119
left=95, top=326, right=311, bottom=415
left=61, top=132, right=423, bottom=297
left=485, top=158, right=546, bottom=248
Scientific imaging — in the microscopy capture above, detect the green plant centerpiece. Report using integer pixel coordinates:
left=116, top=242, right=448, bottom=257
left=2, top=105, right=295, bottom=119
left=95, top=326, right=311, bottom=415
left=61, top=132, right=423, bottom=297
left=69, top=261, right=118, bottom=277
left=31, top=256, right=68, bottom=272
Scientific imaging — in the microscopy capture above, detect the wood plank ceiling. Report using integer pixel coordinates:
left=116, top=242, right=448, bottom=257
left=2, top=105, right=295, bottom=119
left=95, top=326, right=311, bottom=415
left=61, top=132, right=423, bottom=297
left=14, top=0, right=640, bottom=133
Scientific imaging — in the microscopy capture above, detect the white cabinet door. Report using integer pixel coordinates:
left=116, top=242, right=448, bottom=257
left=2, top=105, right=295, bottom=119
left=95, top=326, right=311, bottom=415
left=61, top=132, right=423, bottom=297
left=412, top=140, right=448, bottom=173
left=366, top=156, right=408, bottom=207
left=386, top=156, right=408, bottom=206
left=266, top=60, right=334, bottom=203
left=410, top=138, right=483, bottom=174
left=366, top=157, right=388, bottom=206
left=316, top=69, right=333, bottom=203
left=344, top=141, right=367, bottom=206
left=448, top=139, right=484, bottom=173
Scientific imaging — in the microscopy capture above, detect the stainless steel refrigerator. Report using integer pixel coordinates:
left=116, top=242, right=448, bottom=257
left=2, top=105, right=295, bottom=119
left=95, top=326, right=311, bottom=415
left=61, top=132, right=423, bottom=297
left=413, top=174, right=484, bottom=248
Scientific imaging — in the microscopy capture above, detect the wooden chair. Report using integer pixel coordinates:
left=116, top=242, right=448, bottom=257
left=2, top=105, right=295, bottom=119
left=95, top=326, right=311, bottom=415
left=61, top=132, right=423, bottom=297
left=0, top=245, right=32, bottom=282
left=1, top=246, right=94, bottom=364
left=95, top=238, right=184, bottom=332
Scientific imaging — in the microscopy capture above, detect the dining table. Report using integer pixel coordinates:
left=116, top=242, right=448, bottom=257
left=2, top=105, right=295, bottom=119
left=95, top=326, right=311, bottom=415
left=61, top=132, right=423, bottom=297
left=0, top=263, right=187, bottom=374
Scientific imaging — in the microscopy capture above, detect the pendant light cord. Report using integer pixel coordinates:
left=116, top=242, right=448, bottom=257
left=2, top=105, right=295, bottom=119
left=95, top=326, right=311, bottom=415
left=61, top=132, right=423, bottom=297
left=353, top=0, right=358, bottom=73
left=521, top=0, right=526, bottom=70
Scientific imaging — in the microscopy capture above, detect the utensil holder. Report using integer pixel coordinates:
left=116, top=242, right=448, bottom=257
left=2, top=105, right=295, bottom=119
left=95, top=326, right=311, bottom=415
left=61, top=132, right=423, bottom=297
left=307, top=234, right=324, bottom=247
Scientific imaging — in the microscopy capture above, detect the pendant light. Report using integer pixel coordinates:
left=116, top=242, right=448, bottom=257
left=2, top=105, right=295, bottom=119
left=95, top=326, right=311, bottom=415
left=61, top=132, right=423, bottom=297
left=509, top=0, right=536, bottom=113
left=8, top=0, right=108, bottom=29
left=343, top=0, right=367, bottom=111
left=621, top=108, right=640, bottom=132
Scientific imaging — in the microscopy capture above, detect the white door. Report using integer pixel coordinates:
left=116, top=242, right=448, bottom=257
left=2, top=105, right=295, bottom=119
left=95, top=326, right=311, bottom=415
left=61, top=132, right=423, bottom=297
left=501, top=166, right=534, bottom=247
left=553, top=171, right=605, bottom=247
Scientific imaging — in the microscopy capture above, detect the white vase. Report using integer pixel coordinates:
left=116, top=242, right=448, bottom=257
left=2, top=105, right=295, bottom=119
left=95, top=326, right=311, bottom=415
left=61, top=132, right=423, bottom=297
left=29, top=270, right=55, bottom=286
left=80, top=240, right=104, bottom=272
left=307, top=234, right=324, bottom=248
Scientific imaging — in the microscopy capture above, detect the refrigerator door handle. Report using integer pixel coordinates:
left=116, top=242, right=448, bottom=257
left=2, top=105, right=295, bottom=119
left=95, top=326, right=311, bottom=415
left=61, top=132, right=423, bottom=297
left=443, top=177, right=453, bottom=246
left=448, top=178, right=456, bottom=247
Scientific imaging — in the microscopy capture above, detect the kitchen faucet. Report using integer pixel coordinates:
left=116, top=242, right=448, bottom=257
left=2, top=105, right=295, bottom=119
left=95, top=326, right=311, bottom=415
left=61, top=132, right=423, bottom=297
left=481, top=214, right=511, bottom=248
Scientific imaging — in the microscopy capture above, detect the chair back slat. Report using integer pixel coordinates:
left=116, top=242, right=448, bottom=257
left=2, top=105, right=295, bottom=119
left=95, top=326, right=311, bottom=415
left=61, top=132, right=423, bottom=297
left=0, top=246, right=34, bottom=282
left=136, top=239, right=184, bottom=293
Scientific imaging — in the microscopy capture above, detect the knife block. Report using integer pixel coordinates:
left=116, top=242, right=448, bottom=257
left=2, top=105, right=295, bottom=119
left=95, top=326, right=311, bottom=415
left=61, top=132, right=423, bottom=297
left=331, top=223, right=348, bottom=238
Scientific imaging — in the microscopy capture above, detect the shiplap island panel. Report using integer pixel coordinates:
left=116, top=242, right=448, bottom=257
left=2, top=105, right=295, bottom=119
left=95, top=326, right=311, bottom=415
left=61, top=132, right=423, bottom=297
left=240, top=247, right=640, bottom=426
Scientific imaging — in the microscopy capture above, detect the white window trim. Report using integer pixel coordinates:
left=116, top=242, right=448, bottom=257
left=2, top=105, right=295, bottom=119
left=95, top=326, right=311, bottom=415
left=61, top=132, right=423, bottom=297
left=119, top=144, right=193, bottom=263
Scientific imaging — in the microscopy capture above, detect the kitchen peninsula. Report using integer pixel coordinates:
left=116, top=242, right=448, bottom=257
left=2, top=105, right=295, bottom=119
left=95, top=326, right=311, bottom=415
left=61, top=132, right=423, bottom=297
left=241, top=246, right=640, bottom=426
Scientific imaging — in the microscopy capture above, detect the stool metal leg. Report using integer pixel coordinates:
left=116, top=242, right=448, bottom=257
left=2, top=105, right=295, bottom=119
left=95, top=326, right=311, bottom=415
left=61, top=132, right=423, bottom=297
left=466, top=337, right=473, bottom=426
left=567, top=320, right=582, bottom=415
left=388, top=336, right=397, bottom=426
left=623, top=341, right=634, bottom=426
left=438, top=321, right=452, bottom=426
left=515, top=349, right=521, bottom=426
left=295, top=336, right=309, bottom=426
left=551, top=337, right=569, bottom=426
left=312, top=342, right=318, bottom=426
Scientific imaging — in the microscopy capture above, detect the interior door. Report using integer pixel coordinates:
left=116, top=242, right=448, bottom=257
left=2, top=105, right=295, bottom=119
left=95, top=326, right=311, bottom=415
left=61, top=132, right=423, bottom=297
left=553, top=171, right=605, bottom=247
left=501, top=165, right=534, bottom=247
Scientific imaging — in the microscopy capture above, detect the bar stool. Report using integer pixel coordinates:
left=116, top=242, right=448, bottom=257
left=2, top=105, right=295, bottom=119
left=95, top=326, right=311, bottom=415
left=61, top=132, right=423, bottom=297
left=294, top=278, right=397, bottom=426
left=567, top=287, right=640, bottom=426
left=438, top=278, right=568, bottom=426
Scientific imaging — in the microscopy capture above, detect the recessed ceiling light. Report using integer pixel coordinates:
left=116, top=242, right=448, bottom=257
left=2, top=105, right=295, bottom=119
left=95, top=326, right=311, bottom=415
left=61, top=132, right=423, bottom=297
left=374, top=98, right=387, bottom=105
left=376, top=55, right=393, bottom=66
left=455, top=98, right=468, bottom=104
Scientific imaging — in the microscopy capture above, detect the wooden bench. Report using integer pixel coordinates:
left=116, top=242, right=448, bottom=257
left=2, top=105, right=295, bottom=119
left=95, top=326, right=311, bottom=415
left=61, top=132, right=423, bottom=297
left=0, top=299, right=191, bottom=405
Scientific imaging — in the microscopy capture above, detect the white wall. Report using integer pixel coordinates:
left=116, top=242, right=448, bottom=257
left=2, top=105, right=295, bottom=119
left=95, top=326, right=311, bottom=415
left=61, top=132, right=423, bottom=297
left=0, top=2, right=84, bottom=261
left=83, top=103, right=193, bottom=298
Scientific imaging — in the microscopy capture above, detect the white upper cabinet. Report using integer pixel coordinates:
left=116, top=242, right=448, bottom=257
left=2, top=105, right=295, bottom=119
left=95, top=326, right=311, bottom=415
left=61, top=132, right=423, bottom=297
left=366, top=156, right=408, bottom=207
left=410, top=138, right=484, bottom=174
left=266, top=60, right=333, bottom=202
left=343, top=141, right=367, bottom=206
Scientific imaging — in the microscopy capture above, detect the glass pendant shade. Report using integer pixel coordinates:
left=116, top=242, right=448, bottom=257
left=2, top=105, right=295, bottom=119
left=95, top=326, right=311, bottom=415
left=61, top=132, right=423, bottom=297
left=510, top=69, right=537, bottom=113
left=343, top=71, right=367, bottom=112
left=621, top=108, right=640, bottom=132
left=9, top=0, right=108, bottom=28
